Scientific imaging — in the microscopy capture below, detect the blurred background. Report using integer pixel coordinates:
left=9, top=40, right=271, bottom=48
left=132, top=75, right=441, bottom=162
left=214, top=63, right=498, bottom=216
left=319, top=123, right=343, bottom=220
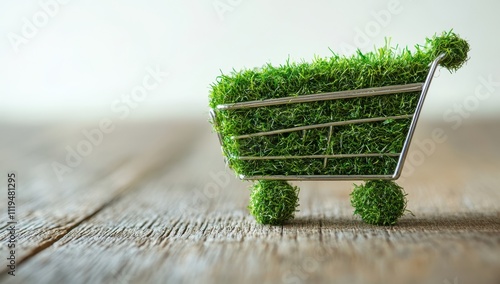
left=1, top=0, right=499, bottom=124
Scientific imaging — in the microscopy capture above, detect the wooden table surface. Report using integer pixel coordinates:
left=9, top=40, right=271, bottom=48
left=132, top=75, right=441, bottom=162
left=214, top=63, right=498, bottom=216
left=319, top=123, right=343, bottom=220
left=0, top=119, right=499, bottom=284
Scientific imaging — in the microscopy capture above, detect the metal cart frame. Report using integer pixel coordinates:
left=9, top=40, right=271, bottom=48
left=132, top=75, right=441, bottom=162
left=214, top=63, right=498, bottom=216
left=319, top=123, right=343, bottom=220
left=210, top=54, right=445, bottom=181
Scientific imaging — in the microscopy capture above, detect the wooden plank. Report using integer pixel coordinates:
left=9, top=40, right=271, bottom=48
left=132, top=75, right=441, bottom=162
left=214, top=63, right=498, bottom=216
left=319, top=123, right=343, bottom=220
left=3, top=121, right=499, bottom=284
left=0, top=121, right=203, bottom=276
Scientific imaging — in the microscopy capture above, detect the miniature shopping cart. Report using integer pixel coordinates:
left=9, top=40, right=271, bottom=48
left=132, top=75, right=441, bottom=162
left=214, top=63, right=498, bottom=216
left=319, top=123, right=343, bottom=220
left=210, top=54, right=445, bottom=185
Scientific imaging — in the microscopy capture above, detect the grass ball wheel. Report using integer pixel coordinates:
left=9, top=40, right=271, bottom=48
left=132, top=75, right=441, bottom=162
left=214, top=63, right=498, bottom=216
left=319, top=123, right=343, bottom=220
left=248, top=180, right=299, bottom=225
left=350, top=180, right=408, bottom=226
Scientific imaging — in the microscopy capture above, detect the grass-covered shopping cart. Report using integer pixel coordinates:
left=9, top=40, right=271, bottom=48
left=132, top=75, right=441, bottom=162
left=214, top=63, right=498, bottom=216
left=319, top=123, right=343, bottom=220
left=209, top=31, right=469, bottom=225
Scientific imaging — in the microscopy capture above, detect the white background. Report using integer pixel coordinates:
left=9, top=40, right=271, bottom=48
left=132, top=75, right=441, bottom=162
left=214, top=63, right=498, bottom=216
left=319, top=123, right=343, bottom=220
left=1, top=0, right=498, bottom=123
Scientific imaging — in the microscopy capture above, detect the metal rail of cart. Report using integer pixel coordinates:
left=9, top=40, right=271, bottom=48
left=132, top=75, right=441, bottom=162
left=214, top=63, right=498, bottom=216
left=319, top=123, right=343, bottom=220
left=210, top=54, right=445, bottom=182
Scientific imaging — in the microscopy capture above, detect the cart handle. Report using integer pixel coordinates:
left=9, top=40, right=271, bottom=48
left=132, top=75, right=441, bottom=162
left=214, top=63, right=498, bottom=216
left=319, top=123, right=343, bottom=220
left=392, top=53, right=446, bottom=179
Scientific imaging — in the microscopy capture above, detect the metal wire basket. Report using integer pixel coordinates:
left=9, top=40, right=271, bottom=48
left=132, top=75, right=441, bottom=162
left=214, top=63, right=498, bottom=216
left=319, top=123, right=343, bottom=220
left=210, top=53, right=445, bottom=182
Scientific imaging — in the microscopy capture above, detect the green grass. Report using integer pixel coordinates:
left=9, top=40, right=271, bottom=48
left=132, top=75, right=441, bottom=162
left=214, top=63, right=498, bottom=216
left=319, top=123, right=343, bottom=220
left=209, top=30, right=469, bottom=178
left=350, top=180, right=410, bottom=225
left=248, top=180, right=299, bottom=225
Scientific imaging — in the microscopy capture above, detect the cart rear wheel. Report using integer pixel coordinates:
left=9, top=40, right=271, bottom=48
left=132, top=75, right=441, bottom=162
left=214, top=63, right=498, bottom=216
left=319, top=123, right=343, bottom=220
left=248, top=180, right=300, bottom=225
left=350, top=180, right=408, bottom=226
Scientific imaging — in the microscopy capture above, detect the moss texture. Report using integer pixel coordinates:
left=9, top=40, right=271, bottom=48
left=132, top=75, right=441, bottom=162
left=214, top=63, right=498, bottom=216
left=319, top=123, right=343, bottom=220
left=350, top=180, right=409, bottom=225
left=248, top=180, right=299, bottom=225
left=209, top=31, right=469, bottom=178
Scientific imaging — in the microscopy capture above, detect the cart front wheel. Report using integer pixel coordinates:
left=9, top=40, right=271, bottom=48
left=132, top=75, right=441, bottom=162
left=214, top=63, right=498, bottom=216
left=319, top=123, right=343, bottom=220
left=350, top=180, right=408, bottom=226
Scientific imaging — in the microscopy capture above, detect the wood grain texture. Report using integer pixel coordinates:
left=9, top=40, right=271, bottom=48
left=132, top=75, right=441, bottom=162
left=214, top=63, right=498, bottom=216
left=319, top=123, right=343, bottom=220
left=0, top=121, right=204, bottom=275
left=1, top=120, right=499, bottom=284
